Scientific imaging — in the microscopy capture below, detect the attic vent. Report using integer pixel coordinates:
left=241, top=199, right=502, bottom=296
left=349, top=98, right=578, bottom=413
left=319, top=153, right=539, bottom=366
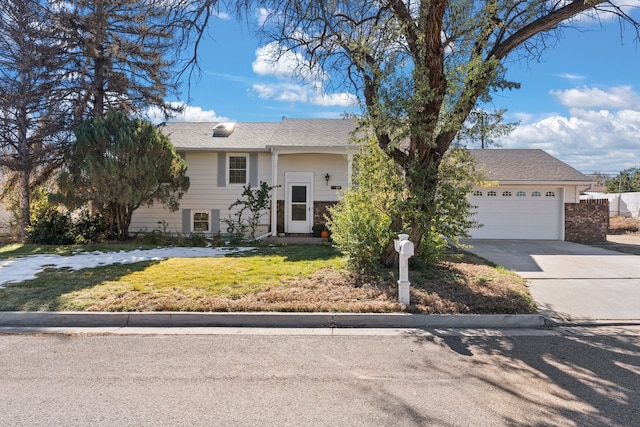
left=213, top=122, right=236, bottom=137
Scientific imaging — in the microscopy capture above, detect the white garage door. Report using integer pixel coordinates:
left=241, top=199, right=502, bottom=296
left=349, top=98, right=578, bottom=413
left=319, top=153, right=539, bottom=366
left=468, top=187, right=563, bottom=239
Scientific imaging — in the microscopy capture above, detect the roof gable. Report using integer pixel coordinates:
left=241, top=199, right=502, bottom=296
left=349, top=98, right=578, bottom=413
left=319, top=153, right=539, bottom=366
left=470, top=149, right=590, bottom=183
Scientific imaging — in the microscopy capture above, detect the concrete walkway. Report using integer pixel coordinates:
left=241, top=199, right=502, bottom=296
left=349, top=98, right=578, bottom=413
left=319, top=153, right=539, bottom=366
left=462, top=240, right=640, bottom=324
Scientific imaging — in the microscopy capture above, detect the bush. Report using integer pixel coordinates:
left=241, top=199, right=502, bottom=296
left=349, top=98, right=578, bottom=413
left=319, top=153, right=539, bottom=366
left=27, top=205, right=107, bottom=245
left=72, top=210, right=107, bottom=242
left=27, top=209, right=75, bottom=244
left=327, top=140, right=401, bottom=271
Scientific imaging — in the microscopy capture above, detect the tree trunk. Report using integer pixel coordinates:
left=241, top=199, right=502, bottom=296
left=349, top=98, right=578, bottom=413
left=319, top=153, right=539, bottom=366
left=17, top=170, right=30, bottom=241
left=378, top=158, right=440, bottom=267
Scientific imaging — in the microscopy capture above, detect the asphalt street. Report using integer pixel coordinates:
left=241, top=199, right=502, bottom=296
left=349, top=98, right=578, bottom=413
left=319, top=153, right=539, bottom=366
left=1, top=327, right=639, bottom=426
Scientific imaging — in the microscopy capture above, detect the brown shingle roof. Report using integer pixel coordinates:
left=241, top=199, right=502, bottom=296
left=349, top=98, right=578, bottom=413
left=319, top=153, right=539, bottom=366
left=470, top=149, right=590, bottom=183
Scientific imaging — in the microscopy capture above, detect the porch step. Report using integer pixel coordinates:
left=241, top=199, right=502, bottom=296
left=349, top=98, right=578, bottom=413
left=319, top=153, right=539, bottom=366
left=264, top=235, right=329, bottom=245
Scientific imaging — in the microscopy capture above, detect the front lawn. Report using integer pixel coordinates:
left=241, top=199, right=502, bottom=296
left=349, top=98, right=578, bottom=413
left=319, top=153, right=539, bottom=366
left=0, top=242, right=536, bottom=314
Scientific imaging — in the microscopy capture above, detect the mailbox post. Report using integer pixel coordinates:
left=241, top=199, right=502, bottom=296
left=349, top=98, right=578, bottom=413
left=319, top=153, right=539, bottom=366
left=393, top=233, right=414, bottom=305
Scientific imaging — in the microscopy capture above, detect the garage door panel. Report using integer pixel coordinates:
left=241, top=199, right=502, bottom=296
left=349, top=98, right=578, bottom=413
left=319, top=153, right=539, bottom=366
left=468, top=187, right=562, bottom=239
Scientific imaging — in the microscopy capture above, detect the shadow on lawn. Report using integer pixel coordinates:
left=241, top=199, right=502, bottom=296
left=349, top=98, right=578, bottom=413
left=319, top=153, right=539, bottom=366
left=228, top=243, right=343, bottom=262
left=0, top=261, right=160, bottom=311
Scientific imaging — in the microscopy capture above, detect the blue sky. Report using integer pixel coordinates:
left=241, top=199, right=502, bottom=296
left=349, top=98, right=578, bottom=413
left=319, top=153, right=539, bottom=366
left=149, top=3, right=640, bottom=176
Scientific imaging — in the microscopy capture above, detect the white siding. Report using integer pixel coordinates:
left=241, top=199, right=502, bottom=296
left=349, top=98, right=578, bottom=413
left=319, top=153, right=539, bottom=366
left=275, top=153, right=349, bottom=202
left=130, top=151, right=273, bottom=234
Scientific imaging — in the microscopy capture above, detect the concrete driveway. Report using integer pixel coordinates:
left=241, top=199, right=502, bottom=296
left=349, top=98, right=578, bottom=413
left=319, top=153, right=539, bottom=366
left=462, top=240, right=640, bottom=323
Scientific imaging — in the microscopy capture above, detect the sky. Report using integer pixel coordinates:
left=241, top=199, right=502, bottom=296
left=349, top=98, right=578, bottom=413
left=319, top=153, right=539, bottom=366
left=148, top=3, right=640, bottom=176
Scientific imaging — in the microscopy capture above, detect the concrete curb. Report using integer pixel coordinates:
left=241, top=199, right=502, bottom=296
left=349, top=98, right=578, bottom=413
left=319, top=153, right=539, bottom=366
left=0, top=312, right=551, bottom=329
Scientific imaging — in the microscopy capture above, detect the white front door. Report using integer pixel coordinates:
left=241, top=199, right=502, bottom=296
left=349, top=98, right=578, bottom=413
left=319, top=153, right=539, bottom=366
left=286, top=173, right=313, bottom=234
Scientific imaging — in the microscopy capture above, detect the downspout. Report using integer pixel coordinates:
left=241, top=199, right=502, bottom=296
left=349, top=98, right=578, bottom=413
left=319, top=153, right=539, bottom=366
left=271, top=149, right=278, bottom=236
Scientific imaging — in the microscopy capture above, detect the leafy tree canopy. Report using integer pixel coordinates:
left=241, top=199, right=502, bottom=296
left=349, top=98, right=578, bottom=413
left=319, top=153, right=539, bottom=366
left=606, top=168, right=640, bottom=193
left=249, top=0, right=639, bottom=265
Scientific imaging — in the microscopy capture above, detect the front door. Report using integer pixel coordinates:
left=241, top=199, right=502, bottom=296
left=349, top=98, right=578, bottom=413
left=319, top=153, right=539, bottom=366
left=285, top=173, right=313, bottom=234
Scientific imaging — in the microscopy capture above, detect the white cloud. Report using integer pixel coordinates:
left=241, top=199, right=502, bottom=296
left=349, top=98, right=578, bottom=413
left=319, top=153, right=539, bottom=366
left=498, top=101, right=640, bottom=173
left=145, top=103, right=227, bottom=124
left=256, top=7, right=272, bottom=26
left=251, top=82, right=356, bottom=107
left=310, top=92, right=359, bottom=107
left=250, top=42, right=357, bottom=108
left=550, top=86, right=640, bottom=109
left=555, top=73, right=585, bottom=81
left=252, top=42, right=326, bottom=82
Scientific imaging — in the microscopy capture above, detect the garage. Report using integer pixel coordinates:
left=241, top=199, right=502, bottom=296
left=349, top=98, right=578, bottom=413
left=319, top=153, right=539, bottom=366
left=468, top=186, right=564, bottom=239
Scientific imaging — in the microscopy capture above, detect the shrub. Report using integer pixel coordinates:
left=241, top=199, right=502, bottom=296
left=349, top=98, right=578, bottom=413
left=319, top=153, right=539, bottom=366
left=27, top=209, right=75, bottom=244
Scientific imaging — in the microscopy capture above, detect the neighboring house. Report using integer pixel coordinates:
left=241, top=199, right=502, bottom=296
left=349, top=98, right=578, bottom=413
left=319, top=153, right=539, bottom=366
left=130, top=119, right=593, bottom=240
left=468, top=149, right=592, bottom=240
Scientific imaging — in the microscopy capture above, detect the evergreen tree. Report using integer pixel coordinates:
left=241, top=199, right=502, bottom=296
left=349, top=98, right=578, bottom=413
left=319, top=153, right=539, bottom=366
left=57, top=111, right=190, bottom=240
left=606, top=168, right=640, bottom=193
left=53, top=0, right=181, bottom=119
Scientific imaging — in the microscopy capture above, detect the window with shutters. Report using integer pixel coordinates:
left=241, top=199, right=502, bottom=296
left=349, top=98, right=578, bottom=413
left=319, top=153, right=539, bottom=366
left=193, top=212, right=210, bottom=232
left=228, top=154, right=248, bottom=185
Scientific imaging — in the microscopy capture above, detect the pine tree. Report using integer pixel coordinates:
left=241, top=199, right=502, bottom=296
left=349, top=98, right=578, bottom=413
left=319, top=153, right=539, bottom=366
left=57, top=111, right=190, bottom=240
left=53, top=0, right=181, bottom=119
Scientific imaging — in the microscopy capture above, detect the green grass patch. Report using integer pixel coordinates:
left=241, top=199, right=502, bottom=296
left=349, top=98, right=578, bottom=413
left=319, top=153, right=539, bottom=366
left=0, top=244, right=346, bottom=311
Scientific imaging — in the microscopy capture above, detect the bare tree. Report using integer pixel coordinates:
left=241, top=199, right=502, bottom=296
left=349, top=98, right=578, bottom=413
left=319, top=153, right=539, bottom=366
left=0, top=0, right=74, bottom=239
left=248, top=0, right=639, bottom=265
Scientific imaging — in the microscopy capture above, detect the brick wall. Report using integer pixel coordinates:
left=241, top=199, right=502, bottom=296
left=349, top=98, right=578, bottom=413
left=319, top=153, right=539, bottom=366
left=275, top=200, right=336, bottom=234
left=565, top=203, right=609, bottom=242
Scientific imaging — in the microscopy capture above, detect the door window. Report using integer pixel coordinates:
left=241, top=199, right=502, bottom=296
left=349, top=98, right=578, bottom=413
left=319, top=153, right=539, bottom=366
left=291, top=185, right=307, bottom=221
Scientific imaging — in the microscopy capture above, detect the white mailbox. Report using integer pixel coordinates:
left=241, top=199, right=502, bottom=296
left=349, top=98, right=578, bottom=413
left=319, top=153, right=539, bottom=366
left=394, top=234, right=414, bottom=305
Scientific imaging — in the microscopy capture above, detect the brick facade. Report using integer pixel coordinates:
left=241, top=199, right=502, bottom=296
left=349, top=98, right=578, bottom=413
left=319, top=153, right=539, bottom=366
left=565, top=202, right=609, bottom=242
left=275, top=200, right=336, bottom=235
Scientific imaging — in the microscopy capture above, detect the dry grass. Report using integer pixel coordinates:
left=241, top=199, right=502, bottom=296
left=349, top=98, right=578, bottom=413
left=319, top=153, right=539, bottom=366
left=83, top=257, right=534, bottom=314
left=609, top=216, right=640, bottom=234
left=0, top=244, right=536, bottom=314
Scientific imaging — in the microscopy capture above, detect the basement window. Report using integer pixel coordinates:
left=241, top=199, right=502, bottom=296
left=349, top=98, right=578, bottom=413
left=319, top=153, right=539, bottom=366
left=193, top=212, right=210, bottom=232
